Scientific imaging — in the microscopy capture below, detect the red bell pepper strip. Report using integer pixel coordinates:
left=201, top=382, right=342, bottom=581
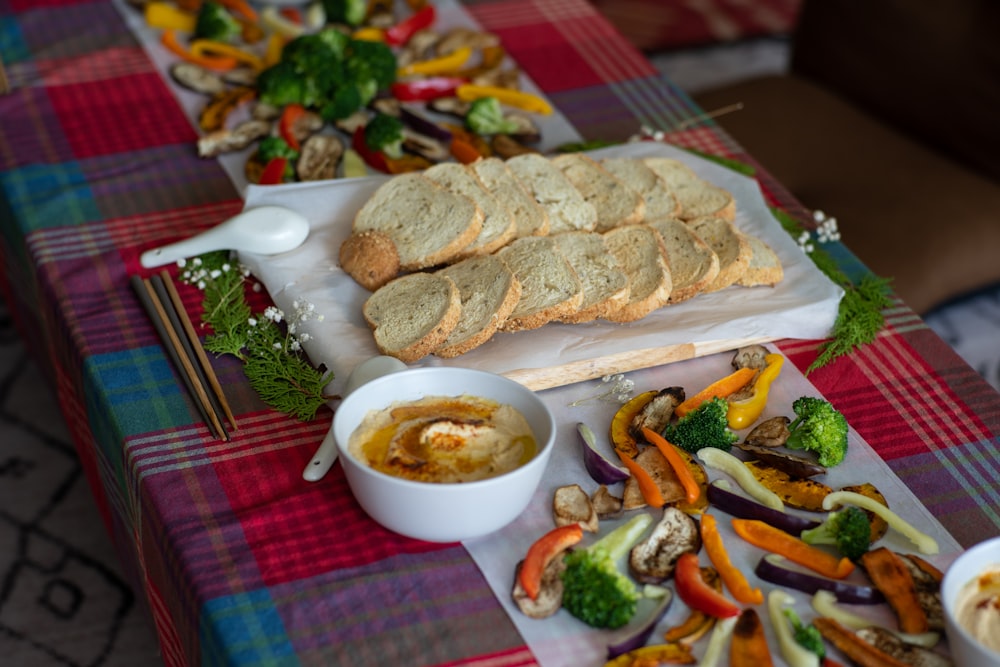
left=258, top=157, right=288, bottom=185
left=675, top=552, right=741, bottom=618
left=518, top=524, right=583, bottom=600
left=391, top=77, right=467, bottom=102
left=351, top=127, right=388, bottom=172
left=384, top=4, right=435, bottom=46
left=278, top=103, right=307, bottom=151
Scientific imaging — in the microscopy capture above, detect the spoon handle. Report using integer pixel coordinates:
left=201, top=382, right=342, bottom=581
left=303, top=426, right=338, bottom=482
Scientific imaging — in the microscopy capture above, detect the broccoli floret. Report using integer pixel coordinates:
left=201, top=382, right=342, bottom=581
left=800, top=505, right=871, bottom=561
left=322, top=0, right=367, bottom=26
left=364, top=113, right=404, bottom=158
left=257, top=136, right=299, bottom=180
left=783, top=608, right=826, bottom=658
left=662, top=397, right=738, bottom=453
left=466, top=97, right=520, bottom=135
left=256, top=61, right=310, bottom=107
left=786, top=396, right=849, bottom=466
left=346, top=39, right=397, bottom=90
left=561, top=513, right=652, bottom=628
left=194, top=2, right=241, bottom=43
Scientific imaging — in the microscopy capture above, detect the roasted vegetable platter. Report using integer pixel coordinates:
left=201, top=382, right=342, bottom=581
left=112, top=0, right=583, bottom=194
left=463, top=346, right=961, bottom=667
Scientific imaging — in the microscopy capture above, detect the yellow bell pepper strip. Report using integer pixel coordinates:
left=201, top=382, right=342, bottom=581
left=518, top=524, right=583, bottom=600
left=341, top=149, right=368, bottom=178
left=384, top=4, right=436, bottom=46
left=642, top=427, right=700, bottom=505
left=263, top=32, right=287, bottom=68
left=727, top=354, right=784, bottom=429
left=701, top=513, right=763, bottom=605
left=352, top=27, right=386, bottom=42
left=674, top=552, right=741, bottom=618
left=732, top=518, right=855, bottom=580
left=398, top=46, right=473, bottom=77
left=161, top=30, right=238, bottom=71
left=189, top=39, right=263, bottom=71
left=456, top=83, right=554, bottom=115
left=675, top=366, right=756, bottom=418
left=144, top=2, right=197, bottom=32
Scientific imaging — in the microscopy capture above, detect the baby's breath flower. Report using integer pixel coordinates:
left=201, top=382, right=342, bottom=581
left=569, top=373, right=635, bottom=407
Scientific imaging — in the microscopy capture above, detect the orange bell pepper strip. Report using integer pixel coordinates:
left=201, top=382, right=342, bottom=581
left=456, top=84, right=554, bottom=115
left=518, top=524, right=583, bottom=600
left=642, top=427, right=700, bottom=505
left=730, top=609, right=774, bottom=667
left=674, top=552, right=741, bottom=619
left=450, top=136, right=483, bottom=165
left=700, top=513, right=763, bottom=605
left=617, top=451, right=666, bottom=508
left=217, top=0, right=257, bottom=23
left=161, top=30, right=238, bottom=71
left=674, top=366, right=756, bottom=418
left=732, top=519, right=855, bottom=580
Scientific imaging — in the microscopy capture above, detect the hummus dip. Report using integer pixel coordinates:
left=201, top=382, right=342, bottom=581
left=954, top=565, right=1000, bottom=654
left=348, top=395, right=537, bottom=483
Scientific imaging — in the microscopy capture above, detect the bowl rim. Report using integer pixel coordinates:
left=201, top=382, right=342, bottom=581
left=942, top=535, right=1000, bottom=658
left=333, top=366, right=557, bottom=491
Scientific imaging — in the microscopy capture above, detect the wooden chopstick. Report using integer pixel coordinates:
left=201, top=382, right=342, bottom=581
left=159, top=270, right=237, bottom=432
left=130, top=275, right=229, bottom=440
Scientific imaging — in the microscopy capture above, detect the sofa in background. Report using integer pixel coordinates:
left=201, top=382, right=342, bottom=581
left=689, top=0, right=1000, bottom=315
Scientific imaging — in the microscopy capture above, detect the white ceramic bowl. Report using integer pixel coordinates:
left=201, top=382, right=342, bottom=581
left=333, top=366, right=556, bottom=543
left=942, top=536, right=1000, bottom=665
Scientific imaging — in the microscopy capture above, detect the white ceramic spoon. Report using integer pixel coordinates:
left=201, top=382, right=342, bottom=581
left=302, top=356, right=408, bottom=482
left=140, top=206, right=310, bottom=268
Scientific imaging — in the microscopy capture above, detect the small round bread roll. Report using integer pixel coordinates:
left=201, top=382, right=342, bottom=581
left=339, top=230, right=401, bottom=291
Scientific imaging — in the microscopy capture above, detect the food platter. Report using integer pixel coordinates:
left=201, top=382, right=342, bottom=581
left=240, top=141, right=844, bottom=395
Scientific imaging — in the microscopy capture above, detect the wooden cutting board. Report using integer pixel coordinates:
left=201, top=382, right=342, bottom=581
left=501, top=336, right=776, bottom=391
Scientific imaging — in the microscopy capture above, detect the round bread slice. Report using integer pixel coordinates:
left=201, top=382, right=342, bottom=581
left=600, top=157, right=681, bottom=222
left=552, top=231, right=630, bottom=323
left=602, top=224, right=673, bottom=323
left=362, top=272, right=461, bottom=363
left=470, top=157, right=550, bottom=238
left=736, top=233, right=784, bottom=287
left=506, top=153, right=598, bottom=234
left=646, top=218, right=720, bottom=303
left=424, top=162, right=517, bottom=258
left=353, top=173, right=483, bottom=271
left=642, top=157, right=736, bottom=222
left=434, top=255, right=522, bottom=358
left=552, top=153, right=645, bottom=232
left=687, top=216, right=752, bottom=293
left=497, top=236, right=583, bottom=332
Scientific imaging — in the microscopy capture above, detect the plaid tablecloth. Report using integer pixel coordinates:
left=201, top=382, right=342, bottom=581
left=2, top=1, right=1000, bottom=665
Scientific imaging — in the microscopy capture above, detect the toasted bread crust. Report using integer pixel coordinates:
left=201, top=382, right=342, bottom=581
left=363, top=273, right=462, bottom=362
left=434, top=255, right=522, bottom=357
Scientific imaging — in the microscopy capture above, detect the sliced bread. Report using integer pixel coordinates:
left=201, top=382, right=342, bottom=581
left=506, top=153, right=598, bottom=234
left=362, top=272, right=461, bottom=362
left=496, top=236, right=583, bottom=332
left=602, top=224, right=673, bottom=322
left=646, top=218, right=720, bottom=303
left=552, top=153, right=645, bottom=232
left=642, top=157, right=736, bottom=222
left=434, top=255, right=522, bottom=358
left=736, top=233, right=784, bottom=287
left=552, top=231, right=630, bottom=323
left=352, top=173, right=483, bottom=271
left=470, top=157, right=550, bottom=238
left=600, top=157, right=681, bottom=222
left=423, top=162, right=516, bottom=257
left=687, top=216, right=752, bottom=293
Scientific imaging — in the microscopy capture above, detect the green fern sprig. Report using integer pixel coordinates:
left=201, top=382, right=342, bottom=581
left=179, top=251, right=333, bottom=421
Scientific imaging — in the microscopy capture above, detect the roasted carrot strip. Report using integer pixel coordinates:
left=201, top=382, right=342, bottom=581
left=618, top=451, right=666, bottom=508
left=732, top=518, right=855, bottom=580
left=519, top=524, right=582, bottom=600
left=643, top=427, right=701, bottom=504
left=701, top=513, right=763, bottom=605
left=674, top=366, right=756, bottom=418
left=730, top=609, right=774, bottom=667
left=814, top=617, right=909, bottom=667
left=858, top=547, right=928, bottom=634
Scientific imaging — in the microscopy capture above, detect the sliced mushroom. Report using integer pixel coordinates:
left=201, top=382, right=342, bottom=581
left=296, top=134, right=344, bottom=182
left=900, top=554, right=944, bottom=632
left=628, top=506, right=701, bottom=583
left=252, top=101, right=282, bottom=121
left=504, top=113, right=541, bottom=143
left=434, top=27, right=501, bottom=57
left=734, top=442, right=827, bottom=478
left=402, top=129, right=450, bottom=162
left=222, top=66, right=258, bottom=88
left=170, top=62, right=226, bottom=95
left=590, top=484, right=624, bottom=519
left=744, top=415, right=791, bottom=447
left=854, top=627, right=951, bottom=667
left=628, top=387, right=685, bottom=441
left=472, top=67, right=521, bottom=89
left=335, top=110, right=370, bottom=135
left=490, top=134, right=540, bottom=159
left=396, top=29, right=442, bottom=68
left=732, top=344, right=771, bottom=370
left=512, top=557, right=565, bottom=619
left=197, top=119, right=271, bottom=158
left=428, top=96, right=471, bottom=119
left=287, top=109, right=325, bottom=147
left=553, top=484, right=599, bottom=532
left=371, top=97, right=401, bottom=117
